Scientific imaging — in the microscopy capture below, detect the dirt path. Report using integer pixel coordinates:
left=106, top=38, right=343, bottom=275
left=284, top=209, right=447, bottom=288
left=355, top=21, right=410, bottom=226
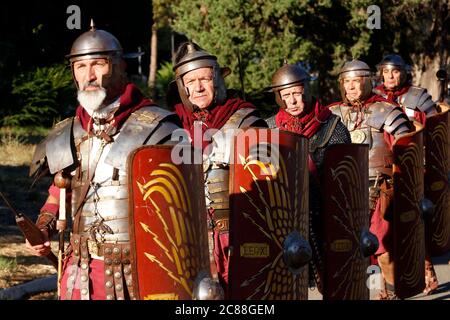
left=0, top=225, right=58, bottom=299
left=0, top=159, right=57, bottom=299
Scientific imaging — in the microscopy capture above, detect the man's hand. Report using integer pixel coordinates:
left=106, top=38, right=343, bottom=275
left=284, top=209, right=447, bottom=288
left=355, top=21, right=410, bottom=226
left=25, top=230, right=51, bottom=256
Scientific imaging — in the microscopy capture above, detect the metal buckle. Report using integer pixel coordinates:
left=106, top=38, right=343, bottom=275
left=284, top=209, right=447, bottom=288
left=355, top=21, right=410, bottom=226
left=87, top=240, right=101, bottom=256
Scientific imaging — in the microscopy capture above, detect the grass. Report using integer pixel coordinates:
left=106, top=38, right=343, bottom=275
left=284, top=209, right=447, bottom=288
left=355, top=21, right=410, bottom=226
left=0, top=256, right=17, bottom=271
left=0, top=125, right=51, bottom=166
left=0, top=132, right=35, bottom=166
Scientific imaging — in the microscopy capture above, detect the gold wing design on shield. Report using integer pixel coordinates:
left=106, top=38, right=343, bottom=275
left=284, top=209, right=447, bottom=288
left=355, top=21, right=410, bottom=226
left=237, top=141, right=309, bottom=300
left=136, top=163, right=205, bottom=298
left=327, top=155, right=368, bottom=299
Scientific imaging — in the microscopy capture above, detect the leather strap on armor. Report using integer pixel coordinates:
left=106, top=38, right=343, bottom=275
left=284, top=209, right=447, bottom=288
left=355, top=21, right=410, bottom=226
left=65, top=234, right=81, bottom=300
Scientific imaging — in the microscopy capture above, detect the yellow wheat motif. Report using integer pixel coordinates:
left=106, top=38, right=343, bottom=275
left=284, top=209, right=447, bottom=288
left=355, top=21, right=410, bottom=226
left=429, top=123, right=450, bottom=248
left=397, top=143, right=425, bottom=288
left=137, top=163, right=202, bottom=298
left=328, top=155, right=368, bottom=299
left=238, top=141, right=308, bottom=300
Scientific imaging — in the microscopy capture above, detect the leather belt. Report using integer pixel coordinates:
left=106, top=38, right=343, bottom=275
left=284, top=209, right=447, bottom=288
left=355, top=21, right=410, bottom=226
left=208, top=209, right=229, bottom=232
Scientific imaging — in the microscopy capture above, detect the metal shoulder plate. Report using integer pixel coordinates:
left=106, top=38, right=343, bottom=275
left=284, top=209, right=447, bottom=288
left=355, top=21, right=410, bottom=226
left=401, top=86, right=436, bottom=114
left=210, top=108, right=260, bottom=164
left=30, top=117, right=80, bottom=176
left=366, top=101, right=404, bottom=132
left=329, top=103, right=346, bottom=121
left=105, top=106, right=176, bottom=171
left=265, top=115, right=277, bottom=129
left=223, top=108, right=260, bottom=130
left=372, top=88, right=388, bottom=100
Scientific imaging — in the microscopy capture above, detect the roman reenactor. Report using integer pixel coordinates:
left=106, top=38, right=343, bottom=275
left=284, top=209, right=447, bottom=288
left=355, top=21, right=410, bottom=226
left=26, top=21, right=182, bottom=300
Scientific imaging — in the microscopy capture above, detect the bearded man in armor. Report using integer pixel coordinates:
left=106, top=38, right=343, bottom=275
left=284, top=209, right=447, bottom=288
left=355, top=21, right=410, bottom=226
left=328, top=60, right=412, bottom=299
left=266, top=62, right=351, bottom=290
left=26, top=22, right=181, bottom=300
left=373, top=54, right=440, bottom=295
left=170, top=42, right=267, bottom=296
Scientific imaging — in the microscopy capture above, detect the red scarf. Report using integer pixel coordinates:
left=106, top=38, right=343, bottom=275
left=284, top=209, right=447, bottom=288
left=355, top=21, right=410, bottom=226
left=75, top=83, right=155, bottom=132
left=275, top=99, right=331, bottom=138
left=174, top=98, right=256, bottom=149
left=374, top=84, right=410, bottom=104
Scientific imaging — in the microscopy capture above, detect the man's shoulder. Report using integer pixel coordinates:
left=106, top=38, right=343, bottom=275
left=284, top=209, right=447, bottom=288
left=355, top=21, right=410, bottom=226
left=132, top=105, right=176, bottom=123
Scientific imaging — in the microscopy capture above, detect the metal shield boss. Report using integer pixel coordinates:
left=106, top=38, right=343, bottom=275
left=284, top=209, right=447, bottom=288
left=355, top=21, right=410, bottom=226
left=392, top=123, right=426, bottom=299
left=424, top=105, right=450, bottom=255
left=228, top=128, right=311, bottom=300
left=321, top=144, right=372, bottom=300
left=128, top=145, right=210, bottom=300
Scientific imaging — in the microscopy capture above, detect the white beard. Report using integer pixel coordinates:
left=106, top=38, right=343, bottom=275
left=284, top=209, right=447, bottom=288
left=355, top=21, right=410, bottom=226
left=77, top=89, right=107, bottom=116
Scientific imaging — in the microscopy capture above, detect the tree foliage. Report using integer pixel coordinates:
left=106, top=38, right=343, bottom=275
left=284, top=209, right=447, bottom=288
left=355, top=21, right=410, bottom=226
left=3, top=64, right=75, bottom=126
left=170, top=0, right=449, bottom=103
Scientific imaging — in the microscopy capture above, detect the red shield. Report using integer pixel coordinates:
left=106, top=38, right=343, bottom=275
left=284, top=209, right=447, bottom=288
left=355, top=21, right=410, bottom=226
left=128, top=145, right=209, bottom=300
left=321, top=144, right=370, bottom=300
left=392, top=124, right=426, bottom=299
left=228, top=128, right=309, bottom=300
left=425, top=105, right=450, bottom=255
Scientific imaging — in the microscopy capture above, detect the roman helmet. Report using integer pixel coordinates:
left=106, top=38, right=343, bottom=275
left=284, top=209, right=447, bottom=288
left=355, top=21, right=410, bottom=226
left=66, top=20, right=124, bottom=90
left=338, top=60, right=373, bottom=103
left=173, top=42, right=230, bottom=111
left=270, top=61, right=312, bottom=109
left=376, top=54, right=409, bottom=88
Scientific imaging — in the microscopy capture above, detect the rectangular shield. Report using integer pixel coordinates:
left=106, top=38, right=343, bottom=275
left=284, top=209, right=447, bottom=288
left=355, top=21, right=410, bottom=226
left=322, top=143, right=370, bottom=300
left=392, top=123, right=426, bottom=299
left=228, top=128, right=309, bottom=300
left=128, top=145, right=210, bottom=300
left=425, top=105, right=450, bottom=255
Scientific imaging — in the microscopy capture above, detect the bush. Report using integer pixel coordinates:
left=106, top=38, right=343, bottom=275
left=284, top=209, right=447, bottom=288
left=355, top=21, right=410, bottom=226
left=3, top=63, right=76, bottom=127
left=155, top=61, right=175, bottom=103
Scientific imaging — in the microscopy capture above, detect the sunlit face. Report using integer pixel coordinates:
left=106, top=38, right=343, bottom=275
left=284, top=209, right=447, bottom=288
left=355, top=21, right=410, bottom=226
left=343, top=77, right=363, bottom=101
left=73, top=58, right=110, bottom=91
left=382, top=67, right=402, bottom=90
left=182, top=67, right=215, bottom=109
left=279, top=85, right=306, bottom=116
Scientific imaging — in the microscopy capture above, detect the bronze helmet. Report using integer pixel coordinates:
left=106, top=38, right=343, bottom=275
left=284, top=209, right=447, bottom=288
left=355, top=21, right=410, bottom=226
left=173, top=42, right=230, bottom=111
left=338, top=60, right=373, bottom=103
left=376, top=54, right=408, bottom=88
left=66, top=20, right=124, bottom=89
left=270, top=62, right=311, bottom=109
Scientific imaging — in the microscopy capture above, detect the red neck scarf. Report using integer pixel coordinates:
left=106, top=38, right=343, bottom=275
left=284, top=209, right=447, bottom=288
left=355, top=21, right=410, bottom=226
left=374, top=84, right=410, bottom=104
left=275, top=99, right=331, bottom=138
left=75, top=83, right=155, bottom=132
left=174, top=97, right=256, bottom=148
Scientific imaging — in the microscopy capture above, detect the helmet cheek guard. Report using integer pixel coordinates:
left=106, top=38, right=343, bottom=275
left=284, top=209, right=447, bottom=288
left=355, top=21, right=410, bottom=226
left=173, top=43, right=229, bottom=111
left=270, top=62, right=311, bottom=109
left=338, top=60, right=373, bottom=103
left=376, top=54, right=409, bottom=88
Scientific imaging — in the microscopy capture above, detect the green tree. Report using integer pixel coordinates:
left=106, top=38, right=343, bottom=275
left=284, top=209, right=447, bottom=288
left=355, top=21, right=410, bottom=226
left=3, top=63, right=75, bottom=126
left=170, top=0, right=449, bottom=104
